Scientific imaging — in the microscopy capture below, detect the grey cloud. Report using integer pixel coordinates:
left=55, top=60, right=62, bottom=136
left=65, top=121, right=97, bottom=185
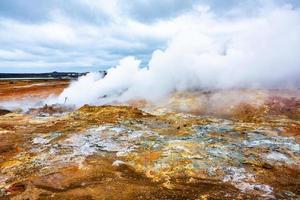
left=122, top=0, right=199, bottom=23
left=0, top=0, right=111, bottom=25
left=1, top=0, right=300, bottom=72
left=1, top=0, right=299, bottom=24
left=0, top=0, right=56, bottom=23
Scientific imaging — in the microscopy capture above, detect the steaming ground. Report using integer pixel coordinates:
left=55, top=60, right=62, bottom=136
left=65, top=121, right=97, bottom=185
left=1, top=86, right=300, bottom=199
left=1, top=3, right=300, bottom=111
left=49, top=4, right=300, bottom=107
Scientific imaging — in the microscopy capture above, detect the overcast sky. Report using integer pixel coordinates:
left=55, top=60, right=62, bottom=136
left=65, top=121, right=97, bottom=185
left=0, top=0, right=299, bottom=72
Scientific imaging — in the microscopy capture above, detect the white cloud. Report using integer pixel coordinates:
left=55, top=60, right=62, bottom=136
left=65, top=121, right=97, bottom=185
left=0, top=0, right=168, bottom=70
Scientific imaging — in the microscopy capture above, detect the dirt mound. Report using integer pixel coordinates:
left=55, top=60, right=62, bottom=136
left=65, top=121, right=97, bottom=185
left=266, top=96, right=300, bottom=119
left=27, top=104, right=74, bottom=116
left=72, top=105, right=153, bottom=124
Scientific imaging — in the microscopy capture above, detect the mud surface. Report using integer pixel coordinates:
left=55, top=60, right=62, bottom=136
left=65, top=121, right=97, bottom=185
left=0, top=81, right=299, bottom=199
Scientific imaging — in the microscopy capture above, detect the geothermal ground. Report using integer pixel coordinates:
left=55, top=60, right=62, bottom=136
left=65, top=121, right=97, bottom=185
left=0, top=80, right=299, bottom=200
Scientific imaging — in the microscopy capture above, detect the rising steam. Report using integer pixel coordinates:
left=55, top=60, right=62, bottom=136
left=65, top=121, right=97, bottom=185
left=55, top=4, right=300, bottom=107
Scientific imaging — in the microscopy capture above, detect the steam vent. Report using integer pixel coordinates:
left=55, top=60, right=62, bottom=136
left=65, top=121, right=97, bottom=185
left=1, top=0, right=300, bottom=199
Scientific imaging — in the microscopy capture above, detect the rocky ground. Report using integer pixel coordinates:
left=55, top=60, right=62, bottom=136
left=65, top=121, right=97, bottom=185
left=0, top=80, right=299, bottom=200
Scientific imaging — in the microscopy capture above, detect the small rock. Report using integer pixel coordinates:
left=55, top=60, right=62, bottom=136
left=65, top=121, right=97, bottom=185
left=112, top=160, right=126, bottom=167
left=0, top=109, right=11, bottom=116
left=283, top=190, right=296, bottom=197
left=5, top=182, right=26, bottom=195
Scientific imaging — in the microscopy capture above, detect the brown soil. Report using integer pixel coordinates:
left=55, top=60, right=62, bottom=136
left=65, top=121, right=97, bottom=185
left=0, top=80, right=70, bottom=101
left=0, top=81, right=299, bottom=199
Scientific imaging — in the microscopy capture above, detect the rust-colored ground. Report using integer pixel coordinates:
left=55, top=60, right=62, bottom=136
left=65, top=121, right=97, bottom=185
left=0, top=80, right=70, bottom=101
left=0, top=80, right=299, bottom=200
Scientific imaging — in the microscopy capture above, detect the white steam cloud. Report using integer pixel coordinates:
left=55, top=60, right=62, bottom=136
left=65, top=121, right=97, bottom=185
left=54, top=4, right=300, bottom=106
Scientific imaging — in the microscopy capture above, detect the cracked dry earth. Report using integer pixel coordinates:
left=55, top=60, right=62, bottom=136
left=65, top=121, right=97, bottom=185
left=0, top=88, right=299, bottom=199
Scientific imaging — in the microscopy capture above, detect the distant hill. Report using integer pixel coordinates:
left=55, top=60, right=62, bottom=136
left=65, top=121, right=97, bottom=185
left=0, top=71, right=107, bottom=80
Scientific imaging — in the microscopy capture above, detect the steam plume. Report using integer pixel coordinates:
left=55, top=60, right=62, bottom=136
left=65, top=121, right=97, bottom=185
left=55, top=4, right=300, bottom=106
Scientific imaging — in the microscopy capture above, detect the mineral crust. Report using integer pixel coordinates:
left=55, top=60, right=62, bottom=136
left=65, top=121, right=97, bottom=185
left=0, top=81, right=299, bottom=199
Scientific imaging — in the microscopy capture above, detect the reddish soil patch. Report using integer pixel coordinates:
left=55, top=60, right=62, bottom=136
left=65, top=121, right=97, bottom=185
left=0, top=80, right=70, bottom=101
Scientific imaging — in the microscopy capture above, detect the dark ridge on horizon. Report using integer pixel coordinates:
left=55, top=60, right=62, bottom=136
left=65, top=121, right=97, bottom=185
left=0, top=71, right=107, bottom=80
